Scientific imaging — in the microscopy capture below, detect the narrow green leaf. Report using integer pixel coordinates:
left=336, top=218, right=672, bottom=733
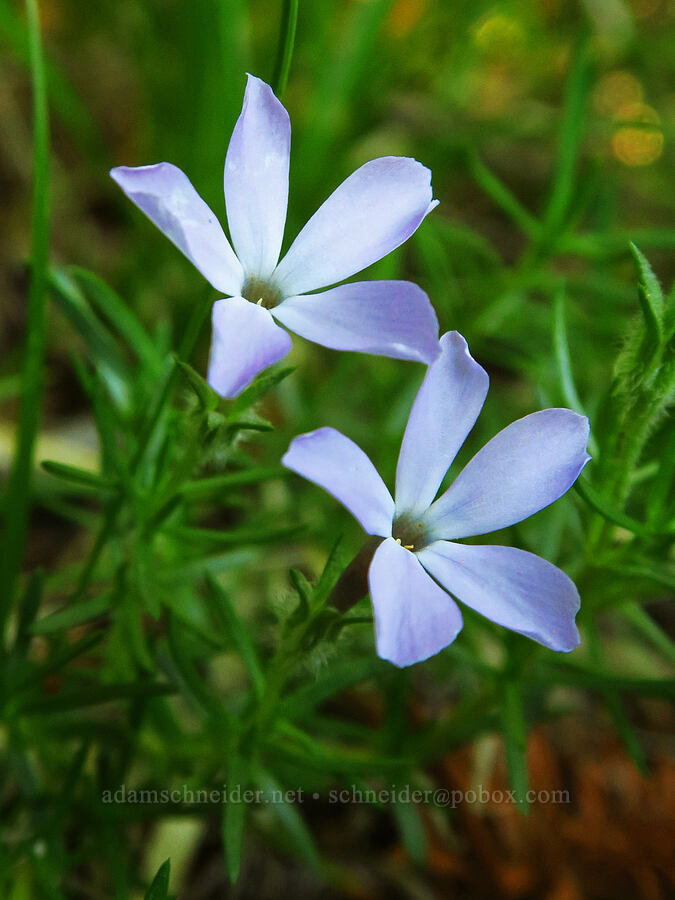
left=253, top=766, right=319, bottom=867
left=0, top=0, right=50, bottom=637
left=205, top=576, right=265, bottom=700
left=31, top=593, right=112, bottom=635
left=14, top=631, right=104, bottom=693
left=49, top=268, right=129, bottom=381
left=467, top=151, right=540, bottom=240
left=41, top=459, right=113, bottom=492
left=70, top=266, right=163, bottom=375
left=175, top=358, right=218, bottom=411
left=499, top=680, right=530, bottom=814
left=222, top=752, right=248, bottom=884
left=574, top=477, right=651, bottom=536
left=17, top=681, right=175, bottom=715
left=539, top=663, right=675, bottom=698
left=144, top=859, right=171, bottom=900
left=14, top=568, right=44, bottom=652
left=287, top=568, right=312, bottom=627
left=622, top=603, right=675, bottom=666
left=312, top=535, right=347, bottom=607
left=392, top=795, right=427, bottom=865
left=166, top=523, right=303, bottom=547
left=552, top=288, right=585, bottom=415
left=272, top=0, right=298, bottom=97
left=607, top=691, right=648, bottom=774
left=630, top=243, right=664, bottom=343
left=226, top=413, right=275, bottom=433
left=540, top=34, right=592, bottom=247
left=603, top=560, right=675, bottom=592
left=183, top=466, right=286, bottom=499
left=280, top=656, right=385, bottom=719
left=228, top=365, right=294, bottom=418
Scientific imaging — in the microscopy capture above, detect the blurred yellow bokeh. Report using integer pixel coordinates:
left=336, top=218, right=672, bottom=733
left=611, top=102, right=664, bottom=165
left=593, top=70, right=643, bottom=116
left=473, top=12, right=525, bottom=54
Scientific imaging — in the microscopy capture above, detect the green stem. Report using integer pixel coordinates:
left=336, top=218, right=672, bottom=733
left=0, top=0, right=50, bottom=641
left=272, top=0, right=298, bottom=97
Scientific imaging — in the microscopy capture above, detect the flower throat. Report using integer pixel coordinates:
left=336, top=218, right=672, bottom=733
left=242, top=277, right=282, bottom=309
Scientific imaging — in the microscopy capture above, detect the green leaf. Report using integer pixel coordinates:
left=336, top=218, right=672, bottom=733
left=270, top=723, right=408, bottom=775
left=228, top=365, right=294, bottom=418
left=539, top=34, right=592, bottom=248
left=175, top=358, right=218, bottom=411
left=226, top=412, right=275, bottom=433
left=574, top=477, right=651, bottom=537
left=312, top=535, right=347, bottom=607
left=253, top=766, right=319, bottom=868
left=14, top=631, right=104, bottom=693
left=41, top=459, right=113, bottom=492
left=630, top=242, right=664, bottom=345
left=16, top=681, right=175, bottom=715
left=499, top=680, right=530, bottom=814
left=602, top=560, right=675, bottom=592
left=144, top=859, right=171, bottom=900
left=166, top=523, right=303, bottom=547
left=49, top=268, right=130, bottom=389
left=539, top=662, right=675, bottom=699
left=623, top=603, right=675, bottom=666
left=552, top=287, right=585, bottom=415
left=287, top=568, right=312, bottom=627
left=222, top=752, right=248, bottom=884
left=165, top=612, right=220, bottom=716
left=205, top=576, right=265, bottom=701
left=392, top=795, right=427, bottom=865
left=467, top=150, right=539, bottom=240
left=69, top=266, right=163, bottom=375
left=14, top=568, right=44, bottom=652
left=604, top=690, right=647, bottom=775
left=280, top=656, right=386, bottom=719
left=272, top=0, right=298, bottom=97
left=0, top=0, right=50, bottom=641
left=183, top=466, right=286, bottom=499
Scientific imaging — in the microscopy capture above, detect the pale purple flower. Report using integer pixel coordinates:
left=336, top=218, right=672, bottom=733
left=282, top=332, right=591, bottom=667
left=110, top=75, right=440, bottom=397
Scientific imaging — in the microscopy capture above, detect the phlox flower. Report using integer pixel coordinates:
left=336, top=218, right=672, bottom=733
left=111, top=75, right=440, bottom=397
left=282, top=332, right=591, bottom=667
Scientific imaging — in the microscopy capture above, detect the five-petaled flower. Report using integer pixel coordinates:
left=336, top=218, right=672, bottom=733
left=111, top=75, right=440, bottom=397
left=283, top=332, right=591, bottom=667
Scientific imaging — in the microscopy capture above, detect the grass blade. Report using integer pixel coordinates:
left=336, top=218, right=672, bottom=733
left=0, top=0, right=50, bottom=639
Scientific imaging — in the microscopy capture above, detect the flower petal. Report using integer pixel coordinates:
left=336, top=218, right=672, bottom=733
left=110, top=163, right=243, bottom=295
left=417, top=541, right=580, bottom=651
left=395, top=331, right=489, bottom=518
left=425, top=410, right=591, bottom=539
left=368, top=538, right=463, bottom=667
left=224, top=75, right=291, bottom=280
left=272, top=281, right=439, bottom=364
left=207, top=297, right=292, bottom=398
left=282, top=427, right=394, bottom=537
left=273, top=157, right=437, bottom=296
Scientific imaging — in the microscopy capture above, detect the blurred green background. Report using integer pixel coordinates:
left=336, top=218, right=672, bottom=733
left=1, top=0, right=674, bottom=897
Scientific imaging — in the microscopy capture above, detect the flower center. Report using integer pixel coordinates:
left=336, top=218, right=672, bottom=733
left=392, top=515, right=429, bottom=552
left=242, top=276, right=282, bottom=309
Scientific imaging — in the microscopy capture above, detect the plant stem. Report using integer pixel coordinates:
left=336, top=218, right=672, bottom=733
left=272, top=0, right=298, bottom=97
left=0, top=0, right=50, bottom=642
